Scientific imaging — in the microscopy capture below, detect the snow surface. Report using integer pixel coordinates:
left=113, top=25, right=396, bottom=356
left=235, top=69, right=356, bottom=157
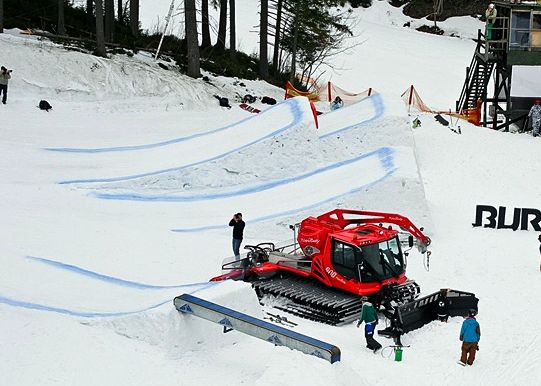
left=2, top=1, right=541, bottom=385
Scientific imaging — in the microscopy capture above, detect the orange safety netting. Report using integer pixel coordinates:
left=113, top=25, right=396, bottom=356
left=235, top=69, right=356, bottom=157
left=400, top=85, right=435, bottom=113
left=284, top=81, right=320, bottom=101
left=401, top=85, right=481, bottom=126
left=327, top=82, right=376, bottom=105
left=460, top=99, right=482, bottom=126
left=296, top=74, right=322, bottom=96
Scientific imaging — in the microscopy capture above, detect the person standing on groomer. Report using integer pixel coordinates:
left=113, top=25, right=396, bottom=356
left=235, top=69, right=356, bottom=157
left=229, top=213, right=245, bottom=260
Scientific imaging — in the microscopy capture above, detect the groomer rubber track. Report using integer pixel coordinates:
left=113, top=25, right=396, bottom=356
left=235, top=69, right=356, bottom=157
left=253, top=274, right=363, bottom=325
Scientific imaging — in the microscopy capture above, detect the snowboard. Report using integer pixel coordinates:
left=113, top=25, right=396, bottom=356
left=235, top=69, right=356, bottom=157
left=239, top=103, right=261, bottom=114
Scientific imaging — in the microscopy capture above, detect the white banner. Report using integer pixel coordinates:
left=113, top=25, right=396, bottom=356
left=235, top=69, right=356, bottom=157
left=511, top=65, right=541, bottom=97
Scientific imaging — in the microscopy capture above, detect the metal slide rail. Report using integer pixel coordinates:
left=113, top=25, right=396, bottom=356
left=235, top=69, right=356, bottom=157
left=174, top=294, right=341, bottom=364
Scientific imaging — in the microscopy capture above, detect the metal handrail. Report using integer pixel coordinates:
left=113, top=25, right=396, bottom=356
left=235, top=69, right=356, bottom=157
left=457, top=30, right=483, bottom=112
left=457, top=21, right=510, bottom=113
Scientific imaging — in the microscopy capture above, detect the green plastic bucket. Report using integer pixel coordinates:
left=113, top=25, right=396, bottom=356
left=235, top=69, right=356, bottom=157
left=394, top=347, right=403, bottom=362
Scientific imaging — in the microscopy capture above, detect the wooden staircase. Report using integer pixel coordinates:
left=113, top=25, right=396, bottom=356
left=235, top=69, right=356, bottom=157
left=456, top=30, right=498, bottom=113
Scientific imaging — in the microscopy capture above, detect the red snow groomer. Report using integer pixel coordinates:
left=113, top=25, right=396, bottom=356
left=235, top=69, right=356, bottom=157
left=211, top=209, right=478, bottom=339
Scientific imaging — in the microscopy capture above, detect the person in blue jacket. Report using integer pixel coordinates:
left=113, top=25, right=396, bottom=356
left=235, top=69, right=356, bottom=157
left=458, top=309, right=481, bottom=366
left=330, top=96, right=344, bottom=111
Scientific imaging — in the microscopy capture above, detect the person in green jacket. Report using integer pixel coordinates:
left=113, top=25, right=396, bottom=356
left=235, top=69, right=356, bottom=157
left=356, top=296, right=382, bottom=353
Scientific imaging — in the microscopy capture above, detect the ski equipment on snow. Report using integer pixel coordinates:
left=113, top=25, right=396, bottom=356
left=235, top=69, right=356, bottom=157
left=239, top=103, right=261, bottom=114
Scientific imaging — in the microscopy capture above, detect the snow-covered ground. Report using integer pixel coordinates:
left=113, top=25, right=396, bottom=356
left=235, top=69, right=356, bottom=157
left=2, top=1, right=541, bottom=385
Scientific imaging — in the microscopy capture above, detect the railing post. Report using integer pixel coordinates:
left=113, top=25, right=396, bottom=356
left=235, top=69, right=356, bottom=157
left=465, top=67, right=470, bottom=107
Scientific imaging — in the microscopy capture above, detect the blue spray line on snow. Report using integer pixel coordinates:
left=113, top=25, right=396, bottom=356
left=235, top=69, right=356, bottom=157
left=92, top=147, right=393, bottom=202
left=45, top=100, right=289, bottom=153
left=58, top=98, right=305, bottom=185
left=0, top=295, right=171, bottom=317
left=0, top=281, right=219, bottom=318
left=319, top=93, right=385, bottom=139
left=26, top=255, right=211, bottom=290
left=171, top=149, right=396, bottom=233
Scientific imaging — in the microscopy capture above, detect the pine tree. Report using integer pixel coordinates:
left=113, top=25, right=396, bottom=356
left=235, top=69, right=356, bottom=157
left=272, top=0, right=283, bottom=74
left=280, top=0, right=353, bottom=84
left=130, top=0, right=139, bottom=36
left=201, top=0, right=212, bottom=49
left=1, top=0, right=5, bottom=33
left=185, top=0, right=201, bottom=78
left=259, top=0, right=269, bottom=78
left=58, top=0, right=66, bottom=35
left=95, top=0, right=106, bottom=56
left=215, top=0, right=227, bottom=51
left=105, top=0, right=114, bottom=42
left=117, top=0, right=123, bottom=23
left=87, top=0, right=93, bottom=29
left=229, top=0, right=236, bottom=55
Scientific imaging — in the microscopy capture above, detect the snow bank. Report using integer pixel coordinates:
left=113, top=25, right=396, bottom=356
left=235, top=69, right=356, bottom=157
left=92, top=280, right=262, bottom=354
left=0, top=31, right=284, bottom=110
left=85, top=98, right=319, bottom=194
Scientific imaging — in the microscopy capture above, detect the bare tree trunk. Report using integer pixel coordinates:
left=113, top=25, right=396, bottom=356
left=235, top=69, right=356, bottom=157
left=229, top=0, right=236, bottom=56
left=58, top=0, right=66, bottom=35
left=105, top=0, right=114, bottom=42
left=0, top=0, right=4, bottom=33
left=259, top=0, right=268, bottom=79
left=130, top=0, right=139, bottom=36
left=95, top=0, right=106, bottom=56
left=185, top=0, right=201, bottom=78
left=215, top=0, right=227, bottom=51
left=117, top=0, right=122, bottom=22
left=290, top=14, right=299, bottom=81
left=272, top=0, right=283, bottom=74
left=122, top=0, right=129, bottom=21
left=87, top=0, right=93, bottom=29
left=201, top=0, right=211, bottom=49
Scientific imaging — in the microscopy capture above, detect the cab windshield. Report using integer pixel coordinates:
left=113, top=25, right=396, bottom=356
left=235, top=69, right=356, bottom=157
left=360, top=237, right=404, bottom=280
left=331, top=236, right=404, bottom=283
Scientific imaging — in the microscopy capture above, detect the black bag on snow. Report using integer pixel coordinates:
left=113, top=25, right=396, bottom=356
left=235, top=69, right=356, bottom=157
left=39, top=100, right=53, bottom=112
left=242, top=94, right=257, bottom=104
left=219, top=97, right=231, bottom=108
left=434, top=114, right=449, bottom=126
left=261, top=96, right=277, bottom=105
left=214, top=95, right=231, bottom=109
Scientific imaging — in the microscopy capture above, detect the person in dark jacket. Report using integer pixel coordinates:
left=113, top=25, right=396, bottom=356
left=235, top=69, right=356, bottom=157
left=436, top=289, right=449, bottom=322
left=538, top=234, right=541, bottom=272
left=459, top=309, right=481, bottom=366
left=356, top=296, right=382, bottom=353
left=0, top=66, right=12, bottom=105
left=229, top=213, right=245, bottom=260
